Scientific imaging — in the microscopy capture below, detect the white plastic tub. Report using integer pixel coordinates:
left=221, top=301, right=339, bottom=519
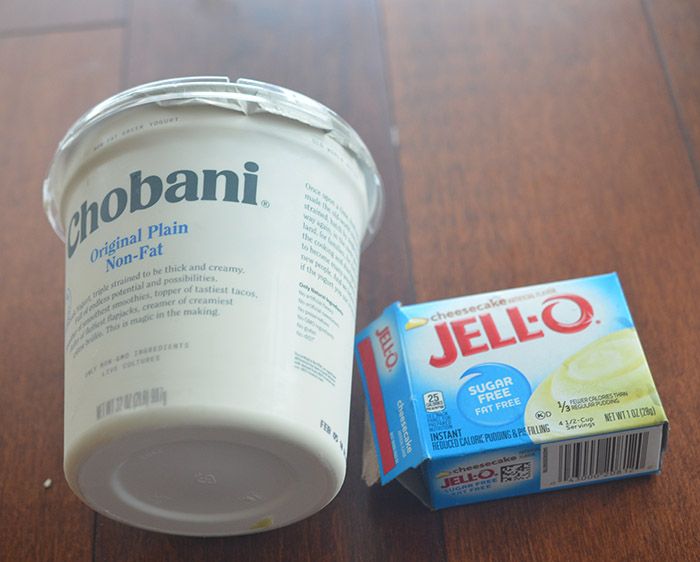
left=43, top=77, right=383, bottom=536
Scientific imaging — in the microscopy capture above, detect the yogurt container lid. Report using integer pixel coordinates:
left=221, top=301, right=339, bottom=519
left=43, top=76, right=384, bottom=248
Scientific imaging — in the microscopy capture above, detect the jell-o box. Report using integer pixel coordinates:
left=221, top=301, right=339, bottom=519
left=356, top=273, right=668, bottom=508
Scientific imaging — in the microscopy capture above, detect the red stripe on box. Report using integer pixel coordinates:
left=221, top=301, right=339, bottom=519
left=358, top=337, right=396, bottom=474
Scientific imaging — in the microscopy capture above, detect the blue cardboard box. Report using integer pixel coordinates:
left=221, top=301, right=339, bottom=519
left=355, top=274, right=668, bottom=508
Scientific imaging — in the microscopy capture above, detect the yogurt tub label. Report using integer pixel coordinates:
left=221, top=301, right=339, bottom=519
left=44, top=78, right=383, bottom=536
left=356, top=273, right=668, bottom=509
left=63, top=114, right=363, bottom=444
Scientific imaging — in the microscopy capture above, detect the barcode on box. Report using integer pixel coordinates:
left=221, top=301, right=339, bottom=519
left=540, top=426, right=664, bottom=489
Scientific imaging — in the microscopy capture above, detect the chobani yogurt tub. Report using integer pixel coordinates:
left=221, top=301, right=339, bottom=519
left=43, top=77, right=383, bottom=536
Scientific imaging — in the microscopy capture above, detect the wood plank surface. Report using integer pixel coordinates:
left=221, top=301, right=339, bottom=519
left=0, top=28, right=123, bottom=562
left=0, top=0, right=125, bottom=34
left=645, top=0, right=700, bottom=184
left=382, top=0, right=700, bottom=560
left=0, top=0, right=699, bottom=560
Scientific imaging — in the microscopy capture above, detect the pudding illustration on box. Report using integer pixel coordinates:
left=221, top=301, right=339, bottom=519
left=355, top=273, right=668, bottom=508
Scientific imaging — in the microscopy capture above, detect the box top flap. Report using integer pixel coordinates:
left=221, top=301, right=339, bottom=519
left=356, top=303, right=429, bottom=483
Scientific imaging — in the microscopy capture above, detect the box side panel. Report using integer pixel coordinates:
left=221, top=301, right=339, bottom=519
left=356, top=303, right=426, bottom=483
left=424, top=424, right=665, bottom=509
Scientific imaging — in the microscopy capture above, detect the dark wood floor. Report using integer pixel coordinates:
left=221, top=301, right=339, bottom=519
left=1, top=1, right=699, bottom=560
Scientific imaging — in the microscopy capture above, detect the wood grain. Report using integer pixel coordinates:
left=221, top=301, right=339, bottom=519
left=0, top=29, right=123, bottom=562
left=382, top=0, right=700, bottom=560
left=93, top=1, right=438, bottom=560
left=645, top=0, right=700, bottom=185
left=1, top=0, right=700, bottom=560
left=0, top=0, right=125, bottom=34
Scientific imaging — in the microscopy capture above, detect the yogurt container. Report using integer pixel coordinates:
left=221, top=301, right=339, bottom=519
left=43, top=77, right=383, bottom=536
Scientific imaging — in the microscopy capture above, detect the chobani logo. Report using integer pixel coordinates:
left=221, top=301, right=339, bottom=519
left=67, top=162, right=261, bottom=258
left=429, top=295, right=594, bottom=368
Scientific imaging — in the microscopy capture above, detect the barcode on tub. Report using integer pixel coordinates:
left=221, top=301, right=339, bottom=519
left=96, top=387, right=167, bottom=420
left=540, top=426, right=664, bottom=489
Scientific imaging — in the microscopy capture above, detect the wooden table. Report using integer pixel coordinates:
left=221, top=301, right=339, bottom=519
left=1, top=1, right=698, bottom=560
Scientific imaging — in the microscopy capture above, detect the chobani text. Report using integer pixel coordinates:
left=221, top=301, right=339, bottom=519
left=67, top=162, right=261, bottom=258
